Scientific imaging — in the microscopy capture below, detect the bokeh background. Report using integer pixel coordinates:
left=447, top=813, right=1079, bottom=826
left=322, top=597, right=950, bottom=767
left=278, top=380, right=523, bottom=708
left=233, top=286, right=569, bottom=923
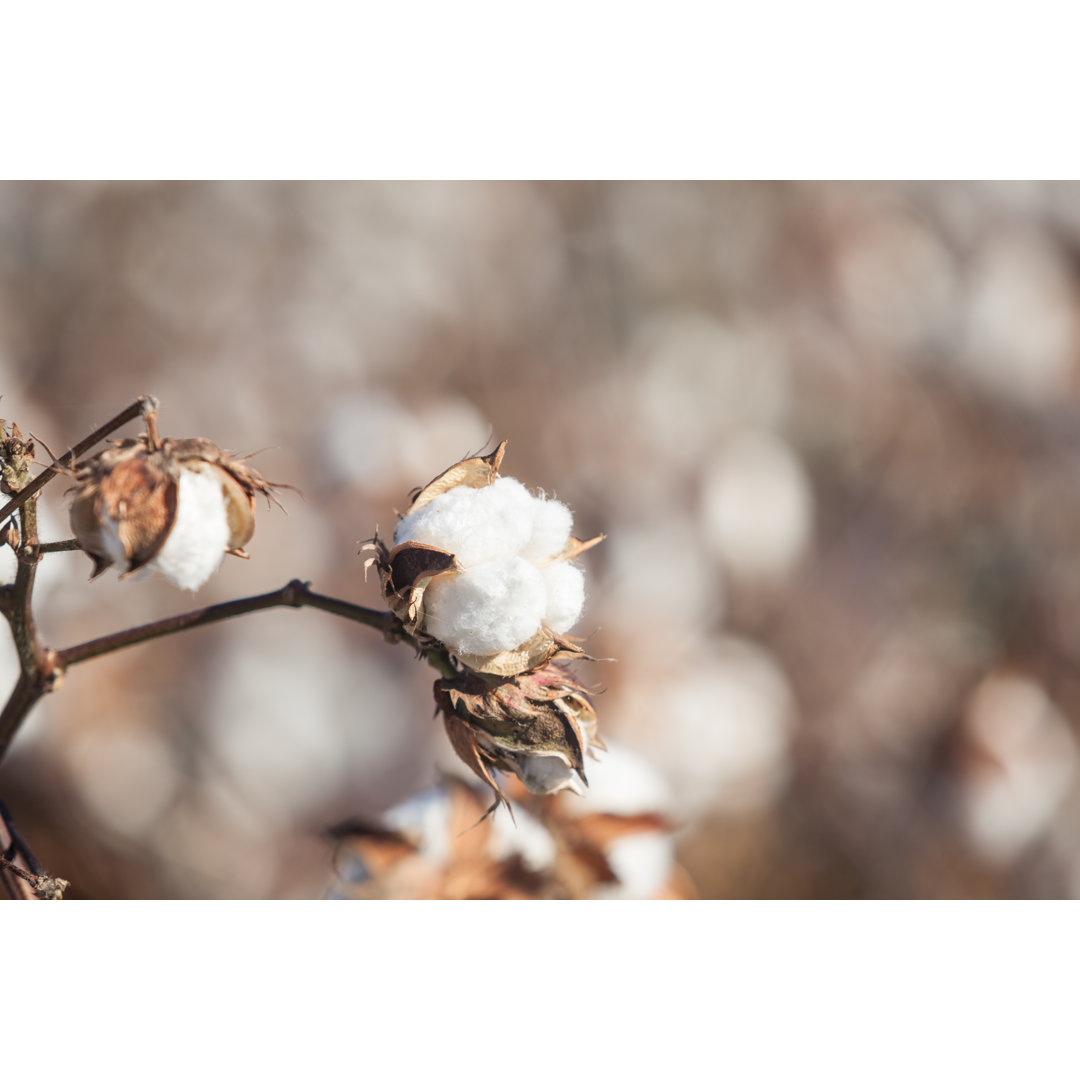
left=4, top=180, right=1080, bottom=898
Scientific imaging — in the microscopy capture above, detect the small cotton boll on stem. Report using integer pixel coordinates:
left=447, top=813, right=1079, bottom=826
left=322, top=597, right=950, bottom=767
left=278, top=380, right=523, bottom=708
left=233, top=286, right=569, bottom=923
left=423, top=558, right=546, bottom=656
left=541, top=561, right=585, bottom=634
left=150, top=466, right=230, bottom=591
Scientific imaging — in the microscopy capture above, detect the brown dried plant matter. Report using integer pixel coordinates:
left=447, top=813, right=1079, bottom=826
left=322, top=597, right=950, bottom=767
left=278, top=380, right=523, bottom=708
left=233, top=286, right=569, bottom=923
left=329, top=776, right=697, bottom=900
left=435, top=662, right=605, bottom=816
left=68, top=435, right=283, bottom=578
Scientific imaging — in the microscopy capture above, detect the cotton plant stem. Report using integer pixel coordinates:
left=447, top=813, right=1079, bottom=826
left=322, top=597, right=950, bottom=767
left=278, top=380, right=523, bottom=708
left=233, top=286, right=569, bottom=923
left=0, top=576, right=458, bottom=769
left=54, top=580, right=398, bottom=668
left=51, top=580, right=461, bottom=676
left=0, top=433, right=54, bottom=762
left=0, top=796, right=65, bottom=900
left=37, top=539, right=83, bottom=554
left=0, top=394, right=157, bottom=525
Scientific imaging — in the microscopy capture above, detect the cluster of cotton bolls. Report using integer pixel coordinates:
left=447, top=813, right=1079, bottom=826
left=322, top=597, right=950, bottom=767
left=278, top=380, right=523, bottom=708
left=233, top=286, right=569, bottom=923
left=393, top=476, right=585, bottom=656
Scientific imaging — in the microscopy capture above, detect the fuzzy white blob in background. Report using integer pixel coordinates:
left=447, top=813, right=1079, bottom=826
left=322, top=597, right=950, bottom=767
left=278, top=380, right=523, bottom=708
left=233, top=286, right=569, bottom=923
left=151, top=466, right=231, bottom=591
left=394, top=474, right=585, bottom=655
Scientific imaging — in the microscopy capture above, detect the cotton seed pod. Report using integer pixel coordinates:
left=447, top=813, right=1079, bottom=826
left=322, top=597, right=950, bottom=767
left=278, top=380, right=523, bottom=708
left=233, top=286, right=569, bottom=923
left=368, top=441, right=602, bottom=676
left=435, top=663, right=605, bottom=815
left=69, top=435, right=280, bottom=591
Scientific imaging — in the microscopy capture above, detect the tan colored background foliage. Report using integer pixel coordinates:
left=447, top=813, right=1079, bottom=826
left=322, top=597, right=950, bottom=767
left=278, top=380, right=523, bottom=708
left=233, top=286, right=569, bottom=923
left=3, top=180, right=1080, bottom=898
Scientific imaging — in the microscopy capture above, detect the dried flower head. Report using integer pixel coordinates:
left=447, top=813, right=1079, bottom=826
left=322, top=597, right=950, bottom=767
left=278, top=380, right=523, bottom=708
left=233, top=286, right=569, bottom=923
left=369, top=442, right=602, bottom=675
left=435, top=662, right=605, bottom=815
left=69, top=435, right=280, bottom=591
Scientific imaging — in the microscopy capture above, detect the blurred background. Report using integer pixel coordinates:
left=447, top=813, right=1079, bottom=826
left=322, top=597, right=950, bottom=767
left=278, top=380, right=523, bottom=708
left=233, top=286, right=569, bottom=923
left=3, top=180, right=1080, bottom=898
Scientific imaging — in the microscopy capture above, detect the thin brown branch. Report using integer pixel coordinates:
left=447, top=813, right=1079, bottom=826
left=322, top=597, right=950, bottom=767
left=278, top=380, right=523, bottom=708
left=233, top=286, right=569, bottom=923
left=0, top=796, right=67, bottom=900
left=0, top=395, right=158, bottom=524
left=37, top=539, right=83, bottom=554
left=55, top=579, right=398, bottom=669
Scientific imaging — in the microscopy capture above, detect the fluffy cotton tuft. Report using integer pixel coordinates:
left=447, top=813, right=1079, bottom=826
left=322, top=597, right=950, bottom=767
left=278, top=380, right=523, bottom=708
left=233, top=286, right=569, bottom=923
left=541, top=561, right=585, bottom=633
left=394, top=472, right=585, bottom=655
left=151, top=467, right=230, bottom=591
left=521, top=495, right=573, bottom=563
left=423, top=559, right=547, bottom=655
left=394, top=477, right=534, bottom=567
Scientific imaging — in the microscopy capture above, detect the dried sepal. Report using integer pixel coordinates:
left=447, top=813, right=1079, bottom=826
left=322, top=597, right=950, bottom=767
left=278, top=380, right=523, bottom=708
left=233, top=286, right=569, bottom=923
left=442, top=710, right=513, bottom=820
left=68, top=442, right=178, bottom=578
left=545, top=532, right=606, bottom=566
left=367, top=534, right=463, bottom=635
left=166, top=437, right=282, bottom=555
left=435, top=663, right=601, bottom=802
left=405, top=440, right=506, bottom=515
left=454, top=628, right=592, bottom=678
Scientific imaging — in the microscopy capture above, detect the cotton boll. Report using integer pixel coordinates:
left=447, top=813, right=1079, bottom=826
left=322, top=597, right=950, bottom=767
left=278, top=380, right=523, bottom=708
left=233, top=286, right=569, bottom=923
left=521, top=495, right=573, bottom=562
left=423, top=558, right=546, bottom=655
left=959, top=230, right=1078, bottom=406
left=383, top=787, right=454, bottom=868
left=701, top=430, right=813, bottom=586
left=488, top=802, right=557, bottom=871
left=151, top=466, right=230, bottom=591
left=394, top=477, right=534, bottom=566
left=594, top=832, right=676, bottom=900
left=564, top=741, right=675, bottom=819
left=541, top=560, right=585, bottom=633
left=956, top=673, right=1078, bottom=864
left=628, top=639, right=796, bottom=816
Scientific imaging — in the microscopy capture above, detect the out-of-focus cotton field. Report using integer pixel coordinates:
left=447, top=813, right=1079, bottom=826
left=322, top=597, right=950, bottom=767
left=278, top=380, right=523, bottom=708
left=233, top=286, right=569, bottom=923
left=4, top=180, right=1080, bottom=898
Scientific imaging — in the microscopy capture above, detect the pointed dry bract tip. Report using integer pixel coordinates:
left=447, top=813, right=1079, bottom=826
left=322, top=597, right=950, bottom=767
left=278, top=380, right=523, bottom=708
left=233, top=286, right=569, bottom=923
left=68, top=434, right=284, bottom=591
left=406, top=440, right=507, bottom=516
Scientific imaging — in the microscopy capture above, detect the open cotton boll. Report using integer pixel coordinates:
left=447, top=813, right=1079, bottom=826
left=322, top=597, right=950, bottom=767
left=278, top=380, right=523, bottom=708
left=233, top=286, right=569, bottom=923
left=488, top=801, right=557, bottom=871
left=150, top=467, right=231, bottom=591
left=423, top=558, right=546, bottom=655
left=541, top=560, right=585, bottom=633
left=520, top=495, right=573, bottom=563
left=394, top=477, right=534, bottom=567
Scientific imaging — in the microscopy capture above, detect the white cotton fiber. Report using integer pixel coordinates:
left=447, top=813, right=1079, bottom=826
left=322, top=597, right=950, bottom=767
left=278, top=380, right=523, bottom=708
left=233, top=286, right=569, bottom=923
left=394, top=476, right=534, bottom=567
left=520, top=495, right=573, bottom=563
left=519, top=752, right=587, bottom=797
left=541, top=561, right=585, bottom=633
left=151, top=466, right=230, bottom=591
left=423, top=558, right=546, bottom=655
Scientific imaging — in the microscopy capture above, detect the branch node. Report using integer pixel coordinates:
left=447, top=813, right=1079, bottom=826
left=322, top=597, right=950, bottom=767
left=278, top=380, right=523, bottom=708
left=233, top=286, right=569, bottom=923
left=282, top=579, right=311, bottom=607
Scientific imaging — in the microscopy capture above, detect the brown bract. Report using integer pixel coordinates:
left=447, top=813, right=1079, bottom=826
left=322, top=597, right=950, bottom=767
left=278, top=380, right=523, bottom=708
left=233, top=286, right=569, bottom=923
left=68, top=435, right=280, bottom=578
left=434, top=663, right=604, bottom=815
